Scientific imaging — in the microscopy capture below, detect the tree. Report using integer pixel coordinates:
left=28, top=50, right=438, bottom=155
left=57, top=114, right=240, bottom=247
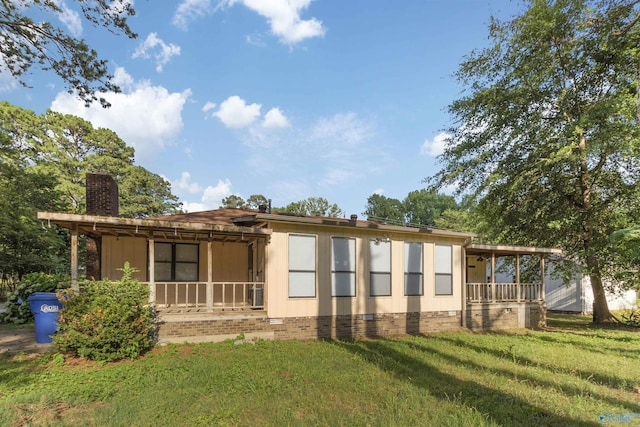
left=363, top=194, right=405, bottom=224
left=0, top=103, right=181, bottom=217
left=403, top=190, right=458, bottom=227
left=221, top=195, right=248, bottom=209
left=276, top=197, right=344, bottom=217
left=363, top=190, right=461, bottom=228
left=1, top=1, right=137, bottom=107
left=0, top=135, right=67, bottom=278
left=430, top=0, right=640, bottom=323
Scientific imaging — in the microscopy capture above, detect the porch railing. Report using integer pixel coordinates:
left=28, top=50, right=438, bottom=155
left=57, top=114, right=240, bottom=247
left=466, top=282, right=543, bottom=303
left=147, top=282, right=265, bottom=310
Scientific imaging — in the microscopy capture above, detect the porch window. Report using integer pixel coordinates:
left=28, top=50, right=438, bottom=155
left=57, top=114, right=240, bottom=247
left=154, top=242, right=199, bottom=281
left=369, top=239, right=391, bottom=296
left=332, top=237, right=356, bottom=297
left=435, top=244, right=453, bottom=295
left=404, top=242, right=423, bottom=296
left=288, top=234, right=316, bottom=298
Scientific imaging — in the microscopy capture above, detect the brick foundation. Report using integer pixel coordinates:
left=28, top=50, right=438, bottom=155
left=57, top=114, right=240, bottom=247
left=157, top=310, right=463, bottom=342
left=466, top=302, right=546, bottom=330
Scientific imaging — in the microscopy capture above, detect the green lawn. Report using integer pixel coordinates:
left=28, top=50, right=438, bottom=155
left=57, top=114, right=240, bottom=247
left=1, top=316, right=639, bottom=426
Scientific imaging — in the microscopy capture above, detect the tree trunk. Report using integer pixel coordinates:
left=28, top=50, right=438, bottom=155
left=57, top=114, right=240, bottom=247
left=586, top=255, right=614, bottom=323
left=578, top=135, right=614, bottom=324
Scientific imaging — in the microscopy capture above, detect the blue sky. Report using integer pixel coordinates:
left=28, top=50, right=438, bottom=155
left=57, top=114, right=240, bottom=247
left=3, top=0, right=523, bottom=217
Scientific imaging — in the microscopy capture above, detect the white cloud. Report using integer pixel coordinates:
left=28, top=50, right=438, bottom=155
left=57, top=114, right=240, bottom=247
left=173, top=0, right=215, bottom=30
left=310, top=112, right=374, bottom=148
left=420, top=131, right=450, bottom=157
left=111, top=67, right=135, bottom=90
left=173, top=172, right=203, bottom=195
left=373, top=188, right=384, bottom=195
left=263, top=107, right=289, bottom=128
left=56, top=0, right=82, bottom=37
left=50, top=67, right=191, bottom=163
left=202, top=101, right=217, bottom=113
left=230, top=0, right=326, bottom=45
left=213, top=95, right=262, bottom=128
left=132, top=33, right=181, bottom=72
left=319, top=168, right=354, bottom=187
left=202, top=179, right=234, bottom=208
left=0, top=64, right=18, bottom=92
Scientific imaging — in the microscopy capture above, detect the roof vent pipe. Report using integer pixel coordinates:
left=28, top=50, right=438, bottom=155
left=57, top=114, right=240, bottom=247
left=268, top=199, right=272, bottom=214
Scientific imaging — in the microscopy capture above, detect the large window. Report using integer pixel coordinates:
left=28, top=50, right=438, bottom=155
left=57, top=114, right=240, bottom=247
left=288, top=234, right=316, bottom=298
left=370, top=239, right=391, bottom=296
left=154, top=242, right=199, bottom=281
left=404, top=242, right=423, bottom=296
left=332, top=237, right=356, bottom=297
left=435, top=244, right=453, bottom=295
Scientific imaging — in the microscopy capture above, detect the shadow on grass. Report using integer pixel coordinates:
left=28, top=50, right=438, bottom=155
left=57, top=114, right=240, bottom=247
left=401, top=338, right=640, bottom=413
left=333, top=338, right=599, bottom=426
left=431, top=335, right=640, bottom=394
left=520, top=332, right=640, bottom=359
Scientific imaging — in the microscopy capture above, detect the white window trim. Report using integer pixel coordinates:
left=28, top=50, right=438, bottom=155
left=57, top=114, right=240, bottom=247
left=404, top=241, right=423, bottom=296
left=369, top=239, right=391, bottom=297
left=331, top=236, right=356, bottom=297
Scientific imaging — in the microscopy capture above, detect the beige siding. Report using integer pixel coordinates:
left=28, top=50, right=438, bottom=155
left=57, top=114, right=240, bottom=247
left=101, top=236, right=147, bottom=281
left=265, top=223, right=464, bottom=319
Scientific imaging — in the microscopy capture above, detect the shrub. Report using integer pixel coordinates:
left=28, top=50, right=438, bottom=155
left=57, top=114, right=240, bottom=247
left=1, top=273, right=70, bottom=324
left=53, top=263, right=157, bottom=362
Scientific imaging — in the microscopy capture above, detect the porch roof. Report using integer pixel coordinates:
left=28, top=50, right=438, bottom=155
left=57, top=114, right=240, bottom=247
left=36, top=211, right=271, bottom=242
left=466, top=243, right=562, bottom=257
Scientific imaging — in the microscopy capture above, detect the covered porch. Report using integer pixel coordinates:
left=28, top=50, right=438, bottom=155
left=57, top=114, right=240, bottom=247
left=37, top=211, right=271, bottom=315
left=464, top=243, right=562, bottom=330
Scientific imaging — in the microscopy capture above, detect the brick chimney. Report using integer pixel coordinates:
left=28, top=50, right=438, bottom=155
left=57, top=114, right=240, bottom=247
left=85, top=174, right=119, bottom=280
left=86, top=173, right=119, bottom=216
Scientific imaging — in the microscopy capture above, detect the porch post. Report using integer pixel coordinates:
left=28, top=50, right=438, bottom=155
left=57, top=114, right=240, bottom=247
left=461, top=245, right=467, bottom=328
left=207, top=240, right=213, bottom=310
left=540, top=255, right=546, bottom=301
left=516, top=254, right=521, bottom=302
left=70, top=225, right=79, bottom=291
left=148, top=236, right=155, bottom=304
left=490, top=252, right=496, bottom=303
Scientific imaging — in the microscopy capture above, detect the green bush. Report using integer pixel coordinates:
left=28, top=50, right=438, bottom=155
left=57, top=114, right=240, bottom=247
left=53, top=263, right=157, bottom=362
left=1, top=273, right=70, bottom=324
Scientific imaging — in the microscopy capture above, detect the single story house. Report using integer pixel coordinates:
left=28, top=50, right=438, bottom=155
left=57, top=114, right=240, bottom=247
left=37, top=174, right=561, bottom=342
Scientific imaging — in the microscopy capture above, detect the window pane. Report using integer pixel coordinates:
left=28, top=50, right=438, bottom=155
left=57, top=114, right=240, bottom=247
left=289, top=235, right=316, bottom=270
left=176, top=244, right=198, bottom=262
left=289, top=272, right=316, bottom=297
left=370, top=273, right=391, bottom=296
left=332, top=238, right=355, bottom=271
left=370, top=240, right=390, bottom=272
left=435, top=245, right=452, bottom=274
left=154, top=262, right=172, bottom=281
left=404, top=242, right=422, bottom=273
left=332, top=272, right=355, bottom=296
left=175, top=263, right=198, bottom=281
left=405, top=273, right=423, bottom=296
left=155, top=243, right=172, bottom=262
left=435, top=274, right=453, bottom=295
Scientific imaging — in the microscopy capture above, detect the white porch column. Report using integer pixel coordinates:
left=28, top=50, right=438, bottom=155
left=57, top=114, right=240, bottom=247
left=516, top=254, right=521, bottom=302
left=207, top=240, right=213, bottom=310
left=148, top=236, right=155, bottom=304
left=540, top=255, right=546, bottom=301
left=70, top=226, right=79, bottom=291
left=490, top=252, right=496, bottom=303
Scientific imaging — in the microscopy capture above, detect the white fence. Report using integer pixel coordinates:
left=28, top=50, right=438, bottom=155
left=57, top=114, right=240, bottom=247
left=148, top=282, right=265, bottom=310
left=466, top=282, right=542, bottom=303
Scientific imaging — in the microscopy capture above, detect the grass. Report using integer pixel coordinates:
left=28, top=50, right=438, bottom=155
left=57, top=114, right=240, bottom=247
left=1, top=316, right=639, bottom=426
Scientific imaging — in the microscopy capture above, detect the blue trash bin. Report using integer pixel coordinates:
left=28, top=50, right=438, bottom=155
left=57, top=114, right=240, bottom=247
left=27, top=292, right=64, bottom=344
